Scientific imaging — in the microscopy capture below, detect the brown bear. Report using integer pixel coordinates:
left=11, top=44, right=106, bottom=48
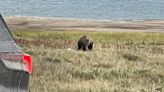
left=77, top=35, right=94, bottom=51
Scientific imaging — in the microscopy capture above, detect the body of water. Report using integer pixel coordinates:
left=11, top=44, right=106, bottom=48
left=0, top=0, right=164, bottom=20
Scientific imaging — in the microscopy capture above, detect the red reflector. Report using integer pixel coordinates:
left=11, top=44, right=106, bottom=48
left=22, top=54, right=32, bottom=74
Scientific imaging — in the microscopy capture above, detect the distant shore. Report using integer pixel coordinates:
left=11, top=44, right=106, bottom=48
left=4, top=16, right=164, bottom=32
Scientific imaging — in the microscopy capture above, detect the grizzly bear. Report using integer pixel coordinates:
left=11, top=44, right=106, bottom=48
left=77, top=35, right=94, bottom=51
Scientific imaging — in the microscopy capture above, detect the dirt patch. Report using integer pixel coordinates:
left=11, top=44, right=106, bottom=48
left=4, top=16, right=164, bottom=32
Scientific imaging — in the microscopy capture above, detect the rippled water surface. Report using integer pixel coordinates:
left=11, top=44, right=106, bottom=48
left=0, top=0, right=164, bottom=20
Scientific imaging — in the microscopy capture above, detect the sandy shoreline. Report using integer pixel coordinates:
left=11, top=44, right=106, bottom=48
left=4, top=16, right=164, bottom=32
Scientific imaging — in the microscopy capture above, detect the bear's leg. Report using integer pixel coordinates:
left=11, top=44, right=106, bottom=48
left=78, top=43, right=81, bottom=50
left=88, top=42, right=93, bottom=50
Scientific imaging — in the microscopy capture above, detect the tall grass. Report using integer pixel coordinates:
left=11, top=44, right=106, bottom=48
left=12, top=29, right=164, bottom=92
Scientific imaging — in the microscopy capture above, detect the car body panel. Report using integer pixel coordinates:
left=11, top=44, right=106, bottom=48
left=0, top=14, right=30, bottom=92
left=0, top=60, right=29, bottom=92
left=0, top=41, right=22, bottom=53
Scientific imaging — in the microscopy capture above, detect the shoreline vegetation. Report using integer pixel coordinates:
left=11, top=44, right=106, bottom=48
left=6, top=16, right=164, bottom=92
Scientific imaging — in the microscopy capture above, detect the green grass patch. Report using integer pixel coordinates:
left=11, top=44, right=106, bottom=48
left=12, top=29, right=164, bottom=43
left=11, top=29, right=164, bottom=92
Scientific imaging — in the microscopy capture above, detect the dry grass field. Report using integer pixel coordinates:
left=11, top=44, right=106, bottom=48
left=11, top=29, right=164, bottom=92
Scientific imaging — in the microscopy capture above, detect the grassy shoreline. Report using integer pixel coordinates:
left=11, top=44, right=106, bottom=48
left=11, top=29, right=164, bottom=92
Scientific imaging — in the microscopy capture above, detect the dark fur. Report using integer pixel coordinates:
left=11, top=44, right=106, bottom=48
left=88, top=41, right=94, bottom=50
left=78, top=35, right=94, bottom=51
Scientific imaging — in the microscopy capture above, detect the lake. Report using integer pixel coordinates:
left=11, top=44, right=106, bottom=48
left=0, top=0, right=164, bottom=20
